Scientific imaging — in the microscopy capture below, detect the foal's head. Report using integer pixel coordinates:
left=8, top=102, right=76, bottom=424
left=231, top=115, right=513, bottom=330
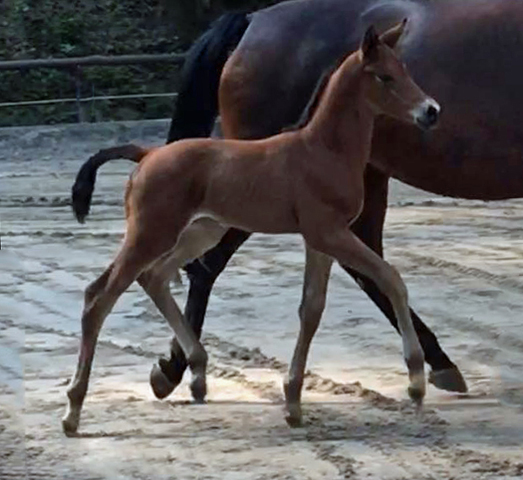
left=359, top=21, right=440, bottom=129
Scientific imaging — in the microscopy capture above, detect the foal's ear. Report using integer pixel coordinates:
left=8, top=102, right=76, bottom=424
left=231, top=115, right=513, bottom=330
left=361, top=25, right=380, bottom=61
left=379, top=18, right=407, bottom=49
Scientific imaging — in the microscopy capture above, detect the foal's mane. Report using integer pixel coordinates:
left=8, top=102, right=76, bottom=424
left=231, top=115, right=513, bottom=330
left=283, top=67, right=334, bottom=132
left=283, top=56, right=345, bottom=132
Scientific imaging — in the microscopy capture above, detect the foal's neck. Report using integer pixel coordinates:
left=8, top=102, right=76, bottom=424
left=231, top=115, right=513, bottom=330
left=302, top=53, right=374, bottom=168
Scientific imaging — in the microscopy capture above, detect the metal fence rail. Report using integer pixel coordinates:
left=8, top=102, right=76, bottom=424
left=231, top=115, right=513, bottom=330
left=0, top=53, right=187, bottom=123
left=0, top=92, right=178, bottom=109
left=0, top=53, right=186, bottom=70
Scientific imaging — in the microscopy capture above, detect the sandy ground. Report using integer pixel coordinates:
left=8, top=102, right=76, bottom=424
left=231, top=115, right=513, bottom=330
left=1, top=120, right=522, bottom=480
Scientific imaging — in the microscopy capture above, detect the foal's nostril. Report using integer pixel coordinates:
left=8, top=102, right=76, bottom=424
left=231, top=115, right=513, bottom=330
left=426, top=105, right=439, bottom=125
left=414, top=102, right=440, bottom=130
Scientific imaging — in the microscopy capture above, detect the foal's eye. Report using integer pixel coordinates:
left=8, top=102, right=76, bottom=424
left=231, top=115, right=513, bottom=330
left=376, top=74, right=394, bottom=84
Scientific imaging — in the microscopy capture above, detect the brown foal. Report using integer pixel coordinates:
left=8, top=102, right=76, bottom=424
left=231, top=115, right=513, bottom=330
left=63, top=22, right=440, bottom=434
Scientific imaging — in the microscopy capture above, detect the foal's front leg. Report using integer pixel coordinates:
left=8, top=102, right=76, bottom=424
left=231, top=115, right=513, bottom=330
left=305, top=227, right=425, bottom=406
left=345, top=165, right=466, bottom=393
left=284, top=245, right=333, bottom=427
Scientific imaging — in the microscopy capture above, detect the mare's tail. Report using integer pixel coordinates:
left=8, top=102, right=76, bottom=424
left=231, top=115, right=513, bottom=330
left=71, top=144, right=149, bottom=224
left=167, top=12, right=250, bottom=142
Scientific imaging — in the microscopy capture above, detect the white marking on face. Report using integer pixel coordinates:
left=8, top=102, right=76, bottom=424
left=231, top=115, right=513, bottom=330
left=410, top=98, right=440, bottom=127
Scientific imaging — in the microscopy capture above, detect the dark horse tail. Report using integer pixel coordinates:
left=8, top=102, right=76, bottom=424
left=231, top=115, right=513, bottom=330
left=71, top=144, right=149, bottom=224
left=166, top=12, right=250, bottom=142
left=71, top=13, right=249, bottom=224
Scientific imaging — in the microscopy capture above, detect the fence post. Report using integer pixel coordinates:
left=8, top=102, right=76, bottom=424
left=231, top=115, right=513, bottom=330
left=74, top=66, right=85, bottom=123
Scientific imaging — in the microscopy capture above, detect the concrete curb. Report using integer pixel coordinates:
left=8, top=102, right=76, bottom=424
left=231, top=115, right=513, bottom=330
left=0, top=119, right=171, bottom=152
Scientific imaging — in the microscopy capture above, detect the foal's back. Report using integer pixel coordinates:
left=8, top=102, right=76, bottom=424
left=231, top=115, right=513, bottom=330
left=129, top=133, right=305, bottom=234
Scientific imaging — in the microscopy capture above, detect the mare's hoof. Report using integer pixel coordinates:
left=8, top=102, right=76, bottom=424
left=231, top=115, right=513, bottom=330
left=429, top=366, right=468, bottom=393
left=149, top=358, right=183, bottom=400
left=284, top=404, right=303, bottom=428
left=150, top=362, right=177, bottom=400
left=190, top=376, right=207, bottom=403
left=62, top=413, right=80, bottom=437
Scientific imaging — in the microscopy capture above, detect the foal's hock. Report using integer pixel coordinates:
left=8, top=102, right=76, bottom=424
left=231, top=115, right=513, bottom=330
left=64, top=21, right=439, bottom=434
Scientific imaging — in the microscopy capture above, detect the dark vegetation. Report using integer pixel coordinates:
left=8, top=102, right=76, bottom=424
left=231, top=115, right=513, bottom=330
left=0, top=0, right=278, bottom=127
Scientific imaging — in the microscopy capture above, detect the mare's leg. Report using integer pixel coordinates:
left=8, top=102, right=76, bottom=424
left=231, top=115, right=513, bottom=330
left=305, top=226, right=426, bottom=406
left=342, top=166, right=467, bottom=393
left=284, top=245, right=333, bottom=427
left=150, top=228, right=251, bottom=397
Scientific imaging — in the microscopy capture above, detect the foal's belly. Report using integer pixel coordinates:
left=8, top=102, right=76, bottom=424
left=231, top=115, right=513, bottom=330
left=197, top=204, right=300, bottom=235
left=200, top=181, right=300, bottom=235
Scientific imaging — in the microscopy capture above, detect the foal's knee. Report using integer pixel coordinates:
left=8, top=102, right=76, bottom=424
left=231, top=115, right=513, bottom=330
left=381, top=263, right=408, bottom=307
left=299, top=285, right=327, bottom=324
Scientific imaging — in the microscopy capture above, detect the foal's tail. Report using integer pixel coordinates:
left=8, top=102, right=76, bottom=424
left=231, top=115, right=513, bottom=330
left=71, top=144, right=149, bottom=223
left=166, top=12, right=250, bottom=143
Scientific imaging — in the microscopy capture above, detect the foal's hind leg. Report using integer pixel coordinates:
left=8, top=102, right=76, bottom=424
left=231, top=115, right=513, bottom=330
left=63, top=223, right=207, bottom=433
left=150, top=227, right=251, bottom=399
left=145, top=254, right=187, bottom=399
left=138, top=268, right=208, bottom=402
left=63, top=241, right=156, bottom=435
left=284, top=245, right=332, bottom=427
left=145, top=219, right=228, bottom=399
left=62, top=264, right=119, bottom=435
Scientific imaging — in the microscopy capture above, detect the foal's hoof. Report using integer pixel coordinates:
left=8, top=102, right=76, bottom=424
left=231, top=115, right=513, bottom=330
left=284, top=404, right=303, bottom=428
left=408, top=384, right=425, bottom=408
left=429, top=366, right=468, bottom=393
left=190, top=376, right=207, bottom=404
left=150, top=363, right=177, bottom=400
left=407, top=369, right=426, bottom=410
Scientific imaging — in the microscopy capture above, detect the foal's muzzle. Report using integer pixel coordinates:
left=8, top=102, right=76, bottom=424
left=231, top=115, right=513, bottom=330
left=414, top=100, right=440, bottom=130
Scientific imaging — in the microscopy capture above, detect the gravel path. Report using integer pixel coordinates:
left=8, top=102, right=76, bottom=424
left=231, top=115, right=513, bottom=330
left=1, top=120, right=522, bottom=479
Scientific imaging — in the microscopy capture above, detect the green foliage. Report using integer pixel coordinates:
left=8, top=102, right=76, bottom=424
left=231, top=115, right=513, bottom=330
left=0, top=0, right=279, bottom=126
left=160, top=0, right=281, bottom=42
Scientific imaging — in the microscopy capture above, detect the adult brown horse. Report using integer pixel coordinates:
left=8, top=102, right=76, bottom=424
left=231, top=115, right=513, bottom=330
left=153, top=0, right=523, bottom=399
